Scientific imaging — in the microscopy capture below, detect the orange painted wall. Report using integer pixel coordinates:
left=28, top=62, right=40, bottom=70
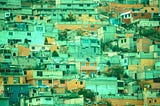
left=103, top=98, right=144, bottom=106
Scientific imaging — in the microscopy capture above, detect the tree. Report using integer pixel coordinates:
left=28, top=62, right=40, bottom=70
left=58, top=30, right=67, bottom=41
left=78, top=89, right=95, bottom=101
left=103, top=65, right=124, bottom=80
left=65, top=12, right=76, bottom=22
left=106, top=100, right=112, bottom=106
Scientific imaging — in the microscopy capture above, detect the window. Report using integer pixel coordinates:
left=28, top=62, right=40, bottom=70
left=118, top=82, right=124, bottom=87
left=134, top=13, right=137, bottom=16
left=56, top=65, right=59, bottom=68
left=91, top=39, right=97, bottom=43
left=13, top=53, right=16, bottom=56
left=79, top=4, right=83, bottom=7
left=41, top=46, right=45, bottom=50
left=29, top=99, right=32, bottom=103
left=151, top=8, right=154, bottom=10
left=60, top=80, right=65, bottom=84
left=121, top=40, right=123, bottom=43
left=82, top=39, right=89, bottom=43
left=87, top=4, right=90, bottom=7
left=90, top=63, right=94, bottom=66
left=53, top=14, right=56, bottom=16
left=3, top=77, right=8, bottom=84
left=66, top=65, right=70, bottom=68
left=145, top=10, right=147, bottom=12
left=128, top=14, right=130, bottom=17
left=133, top=38, right=137, bottom=41
left=48, top=80, right=52, bottom=84
left=45, top=97, right=51, bottom=101
left=89, top=14, right=92, bottom=17
left=153, top=78, right=160, bottom=82
left=14, top=77, right=20, bottom=84
left=21, top=16, right=26, bottom=20
left=103, top=26, right=106, bottom=30
left=27, top=32, right=31, bottom=36
left=36, top=26, right=43, bottom=32
left=124, top=39, right=126, bottom=42
left=154, top=100, right=157, bottom=103
left=81, top=63, right=85, bottom=66
left=37, top=71, right=43, bottom=76
left=9, top=32, right=13, bottom=36
left=79, top=14, right=82, bottom=17
left=4, top=55, right=10, bottom=59
left=141, top=13, right=144, bottom=16
left=67, top=4, right=71, bottom=7
left=80, top=81, right=83, bottom=85
left=32, top=46, right=35, bottom=50
left=157, top=45, right=160, bottom=48
left=124, top=59, right=127, bottom=63
left=36, top=98, right=40, bottom=101
left=40, top=16, right=43, bottom=20
left=30, top=16, right=34, bottom=20
left=90, top=24, right=94, bottom=28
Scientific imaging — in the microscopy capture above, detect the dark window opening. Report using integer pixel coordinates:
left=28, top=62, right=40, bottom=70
left=27, top=32, right=31, bottom=36
left=40, top=16, right=43, bottom=20
left=87, top=4, right=90, bottom=7
left=134, top=13, right=137, bottom=16
left=118, top=82, right=124, bottom=87
left=66, top=65, right=70, bottom=68
left=60, top=80, right=65, bottom=84
left=13, top=53, right=16, bottom=56
left=48, top=80, right=52, bottom=84
left=32, top=46, right=35, bottom=50
left=79, top=4, right=83, bottom=7
left=30, top=16, right=34, bottom=20
left=37, top=71, right=43, bottom=76
left=56, top=65, right=59, bottom=68
left=4, top=55, right=10, bottom=59
left=80, top=81, right=83, bottom=85
left=89, top=14, right=92, bottom=17
left=9, top=32, right=13, bottom=35
left=121, top=40, right=123, bottom=43
left=67, top=4, right=71, bottom=7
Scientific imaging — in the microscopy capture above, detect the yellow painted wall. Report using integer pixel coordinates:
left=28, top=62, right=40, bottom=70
left=8, top=76, right=13, bottom=84
left=16, top=15, right=22, bottom=22
left=0, top=77, right=2, bottom=85
left=140, top=59, right=155, bottom=71
left=147, top=98, right=160, bottom=105
left=128, top=65, right=139, bottom=71
left=20, top=76, right=25, bottom=84
left=67, top=79, right=85, bottom=91
left=27, top=79, right=37, bottom=86
left=55, top=87, right=65, bottom=94
left=26, top=70, right=33, bottom=80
